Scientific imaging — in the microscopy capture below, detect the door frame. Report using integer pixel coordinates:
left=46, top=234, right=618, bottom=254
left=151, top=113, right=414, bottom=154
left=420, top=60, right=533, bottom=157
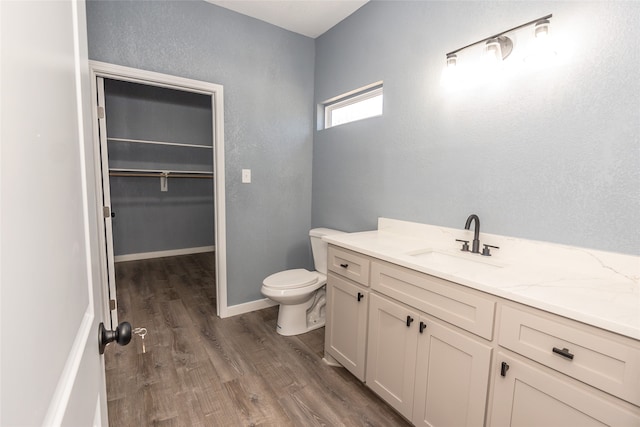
left=88, top=61, right=229, bottom=321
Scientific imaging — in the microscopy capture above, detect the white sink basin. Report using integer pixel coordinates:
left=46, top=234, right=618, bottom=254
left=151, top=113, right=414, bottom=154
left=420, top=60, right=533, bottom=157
left=405, top=249, right=505, bottom=270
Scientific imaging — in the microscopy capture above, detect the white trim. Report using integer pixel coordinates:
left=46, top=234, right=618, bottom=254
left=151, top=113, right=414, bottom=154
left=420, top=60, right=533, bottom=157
left=93, top=395, right=102, bottom=427
left=222, top=298, right=278, bottom=318
left=321, top=80, right=383, bottom=105
left=96, top=76, right=118, bottom=328
left=114, top=246, right=215, bottom=263
left=322, top=353, right=342, bottom=367
left=89, top=61, right=228, bottom=319
left=212, top=89, right=228, bottom=319
left=43, top=309, right=93, bottom=426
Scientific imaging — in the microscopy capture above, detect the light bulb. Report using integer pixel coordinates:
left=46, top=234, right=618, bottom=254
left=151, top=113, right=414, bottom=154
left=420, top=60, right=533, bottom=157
left=534, top=19, right=550, bottom=39
left=485, top=39, right=503, bottom=62
left=446, top=53, right=458, bottom=68
left=525, top=19, right=556, bottom=64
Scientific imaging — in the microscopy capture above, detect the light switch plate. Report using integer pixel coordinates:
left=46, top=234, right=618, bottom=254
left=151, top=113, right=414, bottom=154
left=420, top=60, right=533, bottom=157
left=242, top=169, right=251, bottom=183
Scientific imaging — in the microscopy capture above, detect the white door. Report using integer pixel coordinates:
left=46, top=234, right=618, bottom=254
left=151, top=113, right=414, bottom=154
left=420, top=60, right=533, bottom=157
left=1, top=0, right=112, bottom=425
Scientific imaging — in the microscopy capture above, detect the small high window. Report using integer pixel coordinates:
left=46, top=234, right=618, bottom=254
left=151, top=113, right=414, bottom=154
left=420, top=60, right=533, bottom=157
left=323, top=83, right=383, bottom=129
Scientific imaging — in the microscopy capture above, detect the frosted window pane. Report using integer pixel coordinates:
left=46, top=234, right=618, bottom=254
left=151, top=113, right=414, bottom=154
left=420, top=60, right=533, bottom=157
left=330, top=94, right=383, bottom=127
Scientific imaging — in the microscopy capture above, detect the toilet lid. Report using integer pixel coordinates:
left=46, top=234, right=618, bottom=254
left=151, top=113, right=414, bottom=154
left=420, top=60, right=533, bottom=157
left=263, top=269, right=319, bottom=289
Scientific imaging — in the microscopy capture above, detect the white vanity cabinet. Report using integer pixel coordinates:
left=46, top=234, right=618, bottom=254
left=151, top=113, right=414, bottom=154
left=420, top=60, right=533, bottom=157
left=367, top=260, right=494, bottom=426
left=489, top=303, right=640, bottom=426
left=323, top=232, right=640, bottom=427
left=324, top=246, right=371, bottom=381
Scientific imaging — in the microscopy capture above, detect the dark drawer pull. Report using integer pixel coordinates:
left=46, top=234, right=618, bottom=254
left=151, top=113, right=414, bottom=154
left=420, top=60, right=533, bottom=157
left=406, top=316, right=414, bottom=327
left=500, top=361, right=510, bottom=377
left=552, top=347, right=574, bottom=360
left=357, top=292, right=364, bottom=302
left=340, top=263, right=349, bottom=268
left=419, top=321, right=427, bottom=333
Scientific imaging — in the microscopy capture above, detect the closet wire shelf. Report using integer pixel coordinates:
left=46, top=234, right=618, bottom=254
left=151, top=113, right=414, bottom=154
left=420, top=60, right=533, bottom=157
left=108, top=169, right=213, bottom=192
left=107, top=137, right=213, bottom=150
left=109, top=169, right=214, bottom=179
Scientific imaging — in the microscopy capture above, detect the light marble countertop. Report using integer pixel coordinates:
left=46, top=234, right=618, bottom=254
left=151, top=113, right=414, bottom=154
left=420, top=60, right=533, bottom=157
left=324, top=218, right=640, bottom=340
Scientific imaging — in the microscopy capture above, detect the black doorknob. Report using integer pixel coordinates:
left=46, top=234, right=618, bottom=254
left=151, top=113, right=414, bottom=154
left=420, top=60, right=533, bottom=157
left=98, top=321, right=132, bottom=354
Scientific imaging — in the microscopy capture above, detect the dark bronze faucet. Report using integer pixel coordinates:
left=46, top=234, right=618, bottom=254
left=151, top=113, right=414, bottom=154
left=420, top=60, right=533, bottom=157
left=464, top=214, right=481, bottom=253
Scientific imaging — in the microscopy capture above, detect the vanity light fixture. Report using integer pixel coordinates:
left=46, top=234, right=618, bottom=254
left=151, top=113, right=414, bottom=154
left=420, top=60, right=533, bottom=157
left=445, top=13, right=553, bottom=68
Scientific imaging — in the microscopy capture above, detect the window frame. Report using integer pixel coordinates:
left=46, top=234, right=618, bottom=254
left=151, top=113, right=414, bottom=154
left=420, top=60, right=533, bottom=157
left=323, top=82, right=383, bottom=129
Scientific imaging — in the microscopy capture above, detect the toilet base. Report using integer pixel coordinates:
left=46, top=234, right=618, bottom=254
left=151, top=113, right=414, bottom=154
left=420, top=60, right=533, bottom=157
left=276, top=289, right=326, bottom=336
left=276, top=316, right=325, bottom=336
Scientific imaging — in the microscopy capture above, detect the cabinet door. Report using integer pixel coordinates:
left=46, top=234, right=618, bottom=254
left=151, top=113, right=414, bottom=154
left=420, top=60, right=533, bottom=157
left=325, top=273, right=368, bottom=381
left=490, top=352, right=640, bottom=427
left=366, top=293, right=419, bottom=419
left=413, top=316, right=492, bottom=427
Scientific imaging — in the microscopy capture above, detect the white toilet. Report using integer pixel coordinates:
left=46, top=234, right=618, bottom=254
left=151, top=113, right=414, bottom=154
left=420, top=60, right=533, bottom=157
left=261, top=228, right=345, bottom=336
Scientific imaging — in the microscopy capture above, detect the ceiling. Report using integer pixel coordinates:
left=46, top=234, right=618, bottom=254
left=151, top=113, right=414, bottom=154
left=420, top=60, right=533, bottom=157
left=205, top=0, right=369, bottom=38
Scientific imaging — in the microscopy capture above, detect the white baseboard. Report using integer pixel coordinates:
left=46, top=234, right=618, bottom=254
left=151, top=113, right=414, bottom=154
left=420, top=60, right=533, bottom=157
left=221, top=298, right=278, bottom=318
left=114, top=245, right=215, bottom=263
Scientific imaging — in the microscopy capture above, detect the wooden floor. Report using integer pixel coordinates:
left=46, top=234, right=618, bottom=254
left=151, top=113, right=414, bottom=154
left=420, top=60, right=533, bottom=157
left=105, top=253, right=411, bottom=426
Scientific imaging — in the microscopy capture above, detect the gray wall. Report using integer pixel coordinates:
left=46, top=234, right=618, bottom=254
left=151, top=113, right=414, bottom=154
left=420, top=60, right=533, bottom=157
left=313, top=1, right=640, bottom=255
left=87, top=0, right=315, bottom=305
left=105, top=79, right=215, bottom=256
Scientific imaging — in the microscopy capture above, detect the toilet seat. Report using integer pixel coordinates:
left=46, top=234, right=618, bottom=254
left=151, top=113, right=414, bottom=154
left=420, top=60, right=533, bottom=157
left=263, top=269, right=320, bottom=290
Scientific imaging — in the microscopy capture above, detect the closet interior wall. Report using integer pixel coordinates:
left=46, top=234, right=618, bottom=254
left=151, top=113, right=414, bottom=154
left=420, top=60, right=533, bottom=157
left=104, top=79, right=214, bottom=258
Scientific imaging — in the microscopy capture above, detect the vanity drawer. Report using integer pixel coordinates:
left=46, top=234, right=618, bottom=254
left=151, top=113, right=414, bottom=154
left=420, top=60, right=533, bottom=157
left=371, top=260, right=495, bottom=340
left=499, top=304, right=640, bottom=406
left=328, top=246, right=370, bottom=286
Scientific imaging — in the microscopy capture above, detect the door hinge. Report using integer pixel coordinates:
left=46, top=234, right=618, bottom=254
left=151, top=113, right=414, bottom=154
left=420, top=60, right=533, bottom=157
left=98, top=106, right=105, bottom=119
left=103, top=206, right=110, bottom=218
left=109, top=299, right=116, bottom=311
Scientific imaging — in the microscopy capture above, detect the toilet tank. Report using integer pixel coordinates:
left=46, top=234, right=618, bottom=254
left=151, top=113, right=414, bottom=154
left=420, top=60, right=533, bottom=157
left=309, top=228, right=345, bottom=274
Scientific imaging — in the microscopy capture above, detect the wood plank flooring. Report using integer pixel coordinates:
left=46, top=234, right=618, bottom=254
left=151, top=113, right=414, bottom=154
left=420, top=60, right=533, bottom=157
left=105, top=253, right=411, bottom=426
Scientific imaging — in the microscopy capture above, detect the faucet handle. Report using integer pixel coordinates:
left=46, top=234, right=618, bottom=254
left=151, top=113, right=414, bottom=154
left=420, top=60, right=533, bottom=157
left=455, top=239, right=470, bottom=252
left=482, top=244, right=500, bottom=256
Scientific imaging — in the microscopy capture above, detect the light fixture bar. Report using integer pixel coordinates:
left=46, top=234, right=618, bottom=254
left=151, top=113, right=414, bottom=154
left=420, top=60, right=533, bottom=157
left=446, top=13, right=552, bottom=56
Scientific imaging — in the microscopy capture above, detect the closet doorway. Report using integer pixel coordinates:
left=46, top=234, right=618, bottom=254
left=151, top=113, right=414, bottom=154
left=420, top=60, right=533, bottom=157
left=89, top=62, right=228, bottom=329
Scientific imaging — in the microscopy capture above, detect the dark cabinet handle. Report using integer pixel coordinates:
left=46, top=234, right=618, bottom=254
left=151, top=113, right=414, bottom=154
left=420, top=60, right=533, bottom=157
left=340, top=263, right=349, bottom=268
left=419, top=321, right=427, bottom=333
left=406, top=316, right=414, bottom=327
left=357, top=292, right=364, bottom=302
left=500, top=361, right=510, bottom=377
left=552, top=347, right=574, bottom=360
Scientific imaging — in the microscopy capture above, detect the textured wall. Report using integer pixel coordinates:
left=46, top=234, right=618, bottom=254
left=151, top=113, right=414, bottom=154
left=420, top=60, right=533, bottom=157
left=313, top=1, right=640, bottom=255
left=87, top=0, right=315, bottom=305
